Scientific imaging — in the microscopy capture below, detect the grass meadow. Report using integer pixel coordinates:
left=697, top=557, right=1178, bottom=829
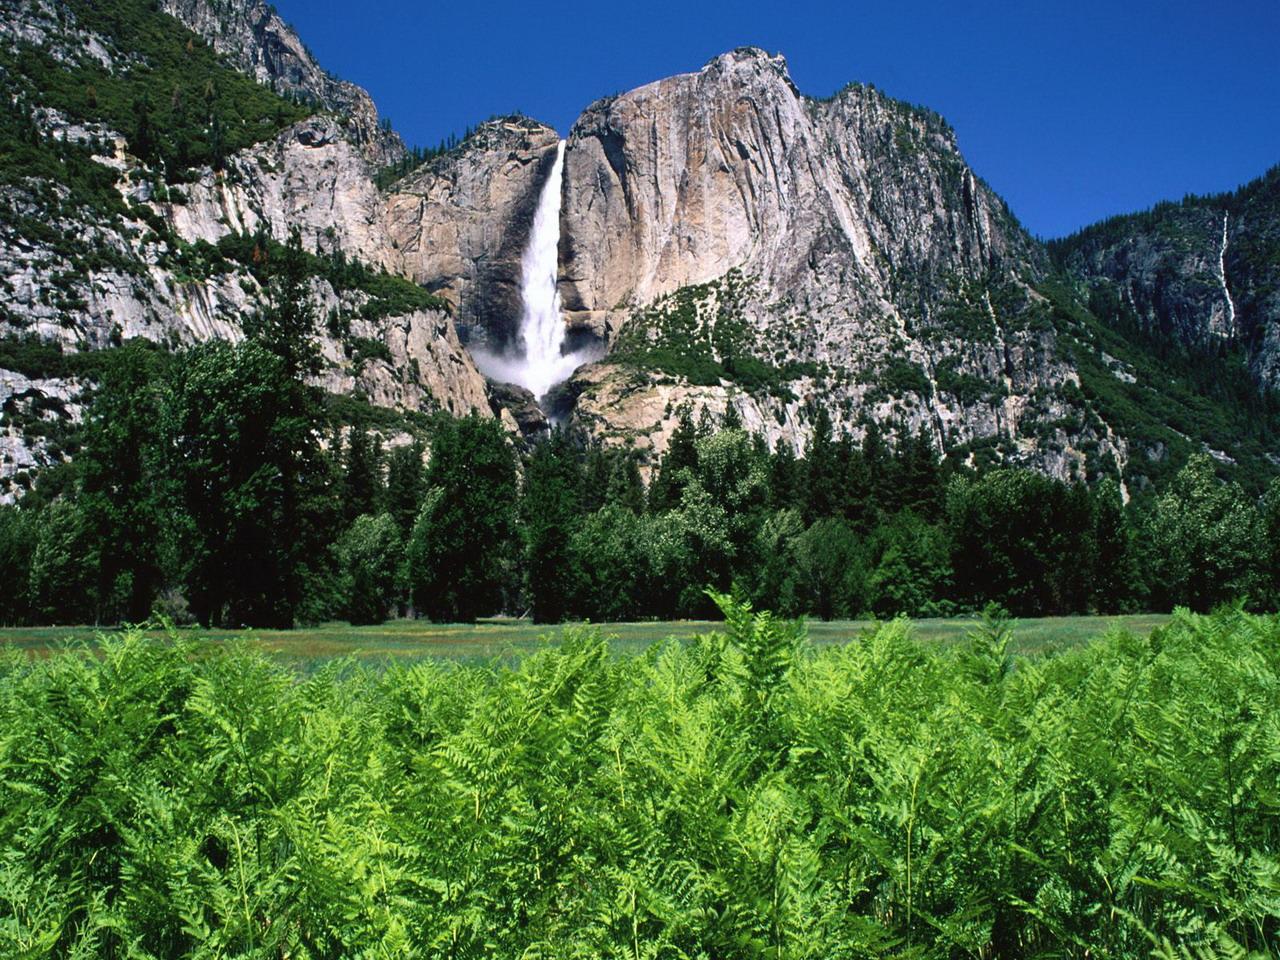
left=0, top=613, right=1173, bottom=666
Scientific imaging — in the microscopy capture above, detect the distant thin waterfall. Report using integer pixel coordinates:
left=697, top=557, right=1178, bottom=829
left=1218, top=212, right=1237, bottom=339
left=472, top=140, right=596, bottom=402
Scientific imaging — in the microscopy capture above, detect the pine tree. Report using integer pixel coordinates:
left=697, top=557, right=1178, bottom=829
left=341, top=427, right=383, bottom=525
left=1092, top=478, right=1134, bottom=612
left=769, top=439, right=801, bottom=511
left=76, top=343, right=169, bottom=622
left=803, top=407, right=839, bottom=522
left=384, top=441, right=426, bottom=539
left=522, top=430, right=583, bottom=623
left=649, top=406, right=698, bottom=512
left=407, top=414, right=518, bottom=622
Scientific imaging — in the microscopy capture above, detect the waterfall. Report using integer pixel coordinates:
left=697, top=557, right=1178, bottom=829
left=1217, top=212, right=1237, bottom=339
left=472, top=140, right=597, bottom=403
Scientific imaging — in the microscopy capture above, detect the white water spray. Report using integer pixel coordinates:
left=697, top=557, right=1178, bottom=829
left=472, top=140, right=597, bottom=402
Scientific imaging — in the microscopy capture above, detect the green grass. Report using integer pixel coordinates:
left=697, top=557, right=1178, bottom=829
left=0, top=613, right=1172, bottom=667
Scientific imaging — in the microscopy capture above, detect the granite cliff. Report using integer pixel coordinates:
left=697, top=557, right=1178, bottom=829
left=1050, top=166, right=1280, bottom=389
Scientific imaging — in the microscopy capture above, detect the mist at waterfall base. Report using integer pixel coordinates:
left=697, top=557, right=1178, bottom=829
left=471, top=141, right=602, bottom=409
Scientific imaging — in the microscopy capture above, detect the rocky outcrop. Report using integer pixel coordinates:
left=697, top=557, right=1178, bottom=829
left=170, top=115, right=400, bottom=270
left=0, top=110, right=490, bottom=418
left=560, top=49, right=1038, bottom=339
left=1051, top=166, right=1280, bottom=388
left=556, top=49, right=1111, bottom=478
left=159, top=0, right=405, bottom=167
left=383, top=118, right=562, bottom=351
left=0, top=370, right=84, bottom=505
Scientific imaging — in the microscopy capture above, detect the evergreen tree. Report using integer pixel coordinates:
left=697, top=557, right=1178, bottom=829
left=167, top=339, right=327, bottom=628
left=605, top=450, right=646, bottom=514
left=384, top=441, right=426, bottom=539
left=946, top=469, right=1095, bottom=617
left=242, top=227, right=321, bottom=381
left=341, top=426, right=383, bottom=525
left=648, top=406, right=698, bottom=512
left=768, top=439, right=802, bottom=511
left=895, top=425, right=944, bottom=520
left=407, top=415, right=518, bottom=622
left=76, top=342, right=169, bottom=622
left=721, top=399, right=743, bottom=431
left=1092, top=478, right=1135, bottom=612
left=522, top=430, right=583, bottom=623
left=794, top=517, right=868, bottom=620
left=803, top=407, right=839, bottom=522
left=580, top=443, right=612, bottom=514
left=0, top=506, right=35, bottom=625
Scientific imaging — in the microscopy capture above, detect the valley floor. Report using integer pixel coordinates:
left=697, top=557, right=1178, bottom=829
left=0, top=613, right=1172, bottom=666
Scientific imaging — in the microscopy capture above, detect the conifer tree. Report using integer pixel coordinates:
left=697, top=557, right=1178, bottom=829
left=407, top=414, right=518, bottom=622
left=803, top=407, right=839, bottom=522
left=522, top=430, right=583, bottom=623
left=649, top=406, right=699, bottom=512
left=341, top=426, right=383, bottom=525
left=384, top=440, right=426, bottom=538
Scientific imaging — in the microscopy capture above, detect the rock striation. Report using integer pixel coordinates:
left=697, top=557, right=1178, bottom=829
left=556, top=49, right=1112, bottom=476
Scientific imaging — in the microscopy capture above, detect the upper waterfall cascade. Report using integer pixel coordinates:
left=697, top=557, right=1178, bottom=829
left=472, top=140, right=596, bottom=402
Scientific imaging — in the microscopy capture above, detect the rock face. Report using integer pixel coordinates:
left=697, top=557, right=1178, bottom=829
left=1050, top=166, right=1280, bottom=388
left=560, top=49, right=1038, bottom=338
left=159, top=0, right=405, bottom=167
left=0, top=113, right=488, bottom=416
left=556, top=49, right=1116, bottom=478
left=384, top=118, right=562, bottom=351
left=0, top=371, right=84, bottom=505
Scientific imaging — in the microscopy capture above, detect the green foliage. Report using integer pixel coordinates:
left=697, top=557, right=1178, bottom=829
left=947, top=469, right=1096, bottom=616
left=164, top=229, right=449, bottom=321
left=613, top=271, right=819, bottom=397
left=76, top=341, right=171, bottom=622
left=333, top=513, right=404, bottom=625
left=1, top=603, right=1276, bottom=957
left=1140, top=454, right=1264, bottom=611
left=406, top=414, right=518, bottom=622
left=166, top=339, right=327, bottom=627
left=793, top=517, right=869, bottom=620
left=339, top=426, right=384, bottom=526
left=522, top=430, right=584, bottom=623
left=2, top=0, right=311, bottom=178
left=1038, top=279, right=1280, bottom=493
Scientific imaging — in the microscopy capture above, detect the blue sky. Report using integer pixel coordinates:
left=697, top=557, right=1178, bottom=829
left=272, top=0, right=1280, bottom=239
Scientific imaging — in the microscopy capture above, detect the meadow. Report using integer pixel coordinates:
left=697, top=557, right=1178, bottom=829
left=0, top=612, right=1172, bottom=666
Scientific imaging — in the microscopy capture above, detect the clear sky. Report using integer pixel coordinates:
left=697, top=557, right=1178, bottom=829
left=271, top=0, right=1279, bottom=239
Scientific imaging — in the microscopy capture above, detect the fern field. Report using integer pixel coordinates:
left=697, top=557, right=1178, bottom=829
left=1, top=599, right=1277, bottom=959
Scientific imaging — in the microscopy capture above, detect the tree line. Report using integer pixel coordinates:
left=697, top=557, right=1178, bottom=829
left=1, top=235, right=1277, bottom=627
